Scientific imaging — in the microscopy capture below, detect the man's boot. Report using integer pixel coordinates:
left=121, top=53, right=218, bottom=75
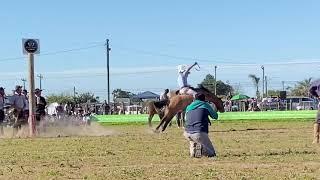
left=313, top=123, right=319, bottom=144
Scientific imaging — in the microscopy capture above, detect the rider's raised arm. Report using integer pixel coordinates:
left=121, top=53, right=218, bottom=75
left=183, top=62, right=198, bottom=75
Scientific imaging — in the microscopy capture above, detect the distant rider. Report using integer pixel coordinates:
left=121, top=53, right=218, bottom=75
left=160, top=89, right=169, bottom=101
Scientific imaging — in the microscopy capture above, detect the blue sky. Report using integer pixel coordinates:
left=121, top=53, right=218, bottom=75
left=1, top=0, right=320, bottom=99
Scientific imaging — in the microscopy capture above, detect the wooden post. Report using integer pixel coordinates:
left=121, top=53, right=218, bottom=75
left=28, top=53, right=36, bottom=136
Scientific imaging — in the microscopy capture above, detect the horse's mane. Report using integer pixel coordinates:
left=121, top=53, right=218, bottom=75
left=197, top=84, right=212, bottom=94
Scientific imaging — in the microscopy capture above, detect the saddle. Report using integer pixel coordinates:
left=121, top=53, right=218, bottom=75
left=177, top=84, right=210, bottom=96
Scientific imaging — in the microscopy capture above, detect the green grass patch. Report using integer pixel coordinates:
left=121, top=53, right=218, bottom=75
left=94, top=110, right=317, bottom=124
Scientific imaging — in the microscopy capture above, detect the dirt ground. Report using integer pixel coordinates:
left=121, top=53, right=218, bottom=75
left=0, top=120, right=320, bottom=179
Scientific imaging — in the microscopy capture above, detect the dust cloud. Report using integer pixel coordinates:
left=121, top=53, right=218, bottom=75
left=0, top=117, right=119, bottom=138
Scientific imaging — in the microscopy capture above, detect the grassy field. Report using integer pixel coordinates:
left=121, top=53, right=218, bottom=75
left=94, top=110, right=317, bottom=123
left=1, top=119, right=320, bottom=179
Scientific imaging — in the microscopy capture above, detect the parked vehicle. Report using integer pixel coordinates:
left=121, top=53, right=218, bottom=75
left=285, top=97, right=318, bottom=110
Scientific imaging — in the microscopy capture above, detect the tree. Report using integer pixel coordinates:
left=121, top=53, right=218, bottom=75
left=267, top=90, right=281, bottom=97
left=47, top=92, right=98, bottom=104
left=248, top=74, right=260, bottom=98
left=46, top=94, right=74, bottom=104
left=112, top=89, right=134, bottom=99
left=290, top=78, right=312, bottom=96
left=73, top=92, right=99, bottom=104
left=201, top=74, right=233, bottom=96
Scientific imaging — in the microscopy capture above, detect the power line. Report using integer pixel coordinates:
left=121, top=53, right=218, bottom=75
left=115, top=45, right=320, bottom=66
left=39, top=43, right=104, bottom=57
left=2, top=40, right=320, bottom=67
left=0, top=42, right=104, bottom=62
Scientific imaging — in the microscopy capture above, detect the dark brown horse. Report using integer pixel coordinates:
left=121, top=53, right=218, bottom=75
left=147, top=100, right=168, bottom=127
left=147, top=90, right=180, bottom=127
left=155, top=88, right=225, bottom=132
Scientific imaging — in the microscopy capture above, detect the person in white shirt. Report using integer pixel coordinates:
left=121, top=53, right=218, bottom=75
left=177, top=62, right=198, bottom=96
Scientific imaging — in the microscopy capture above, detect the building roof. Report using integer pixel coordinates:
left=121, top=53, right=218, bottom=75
left=133, top=91, right=160, bottom=99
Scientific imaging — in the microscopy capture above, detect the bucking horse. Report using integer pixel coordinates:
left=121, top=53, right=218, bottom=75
left=154, top=86, right=225, bottom=132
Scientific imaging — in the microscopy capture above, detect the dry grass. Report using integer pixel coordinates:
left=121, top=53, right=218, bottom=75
left=0, top=120, right=320, bottom=179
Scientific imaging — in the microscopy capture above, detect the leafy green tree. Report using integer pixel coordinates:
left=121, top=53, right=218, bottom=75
left=46, top=94, right=74, bottom=104
left=73, top=92, right=99, bottom=104
left=47, top=92, right=99, bottom=104
left=112, top=89, right=134, bottom=99
left=248, top=74, right=260, bottom=98
left=290, top=78, right=312, bottom=96
left=267, top=90, right=281, bottom=97
left=201, top=74, right=233, bottom=96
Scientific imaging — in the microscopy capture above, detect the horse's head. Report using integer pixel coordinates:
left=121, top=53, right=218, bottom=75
left=206, top=95, right=225, bottom=113
left=168, top=90, right=179, bottom=99
left=197, top=88, right=225, bottom=113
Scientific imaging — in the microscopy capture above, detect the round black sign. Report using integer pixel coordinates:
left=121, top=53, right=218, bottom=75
left=24, top=39, right=38, bottom=53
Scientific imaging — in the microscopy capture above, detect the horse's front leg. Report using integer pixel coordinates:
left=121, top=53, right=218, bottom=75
left=148, top=113, right=154, bottom=127
left=181, top=111, right=186, bottom=127
left=154, top=117, right=166, bottom=133
left=176, top=112, right=181, bottom=127
left=161, top=113, right=176, bottom=132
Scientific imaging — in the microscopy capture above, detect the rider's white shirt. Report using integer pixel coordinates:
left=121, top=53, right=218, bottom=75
left=177, top=72, right=189, bottom=89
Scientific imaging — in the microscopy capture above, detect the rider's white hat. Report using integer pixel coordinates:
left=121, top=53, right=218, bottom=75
left=177, top=65, right=187, bottom=73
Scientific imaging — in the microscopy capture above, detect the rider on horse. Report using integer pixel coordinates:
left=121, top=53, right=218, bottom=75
left=177, top=62, right=198, bottom=96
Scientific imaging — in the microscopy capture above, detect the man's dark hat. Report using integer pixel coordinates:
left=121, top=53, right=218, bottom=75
left=35, top=88, right=42, bottom=92
left=15, top=85, right=22, bottom=91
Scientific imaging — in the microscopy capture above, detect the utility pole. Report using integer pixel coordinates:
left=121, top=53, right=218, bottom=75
left=265, top=76, right=268, bottom=97
left=73, top=86, right=76, bottom=97
left=282, top=81, right=285, bottom=91
left=214, top=65, right=217, bottom=95
left=23, top=38, right=40, bottom=137
left=261, top=65, right=265, bottom=98
left=21, top=78, right=27, bottom=90
left=37, top=74, right=43, bottom=90
left=105, top=39, right=111, bottom=104
left=28, top=53, right=36, bottom=136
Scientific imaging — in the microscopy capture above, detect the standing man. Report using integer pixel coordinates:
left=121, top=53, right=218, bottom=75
left=11, top=85, right=27, bottom=127
left=183, top=93, right=218, bottom=158
left=35, top=88, right=47, bottom=127
left=0, top=87, right=5, bottom=135
left=22, top=89, right=29, bottom=120
left=309, top=79, right=320, bottom=144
